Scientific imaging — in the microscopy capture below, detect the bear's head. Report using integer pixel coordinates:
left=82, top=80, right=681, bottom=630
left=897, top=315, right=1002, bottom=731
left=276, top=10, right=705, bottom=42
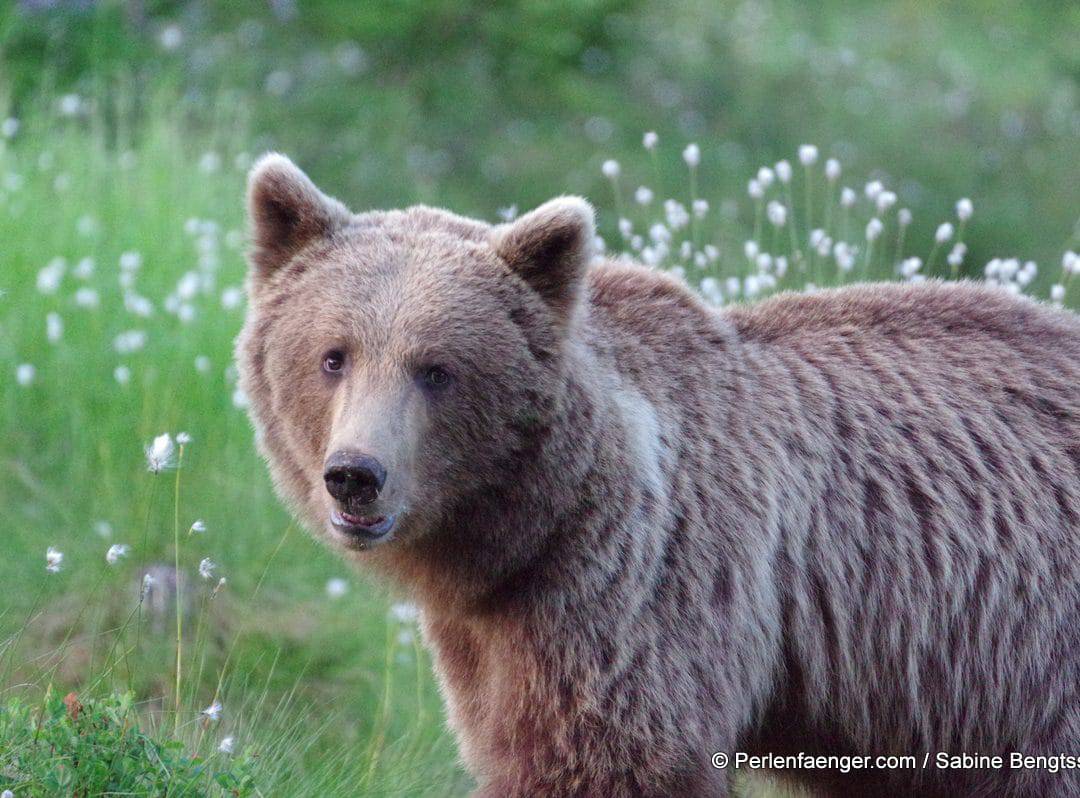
left=236, top=154, right=595, bottom=571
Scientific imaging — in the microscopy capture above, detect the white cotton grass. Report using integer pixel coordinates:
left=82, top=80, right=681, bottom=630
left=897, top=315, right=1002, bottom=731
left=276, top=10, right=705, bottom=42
left=45, top=310, right=64, bottom=341
left=201, top=700, right=223, bottom=722
left=189, top=519, right=206, bottom=534
left=106, top=543, right=130, bottom=565
left=46, top=546, right=64, bottom=573
left=642, top=131, right=658, bottom=150
left=218, top=736, right=235, bottom=754
left=326, top=577, right=349, bottom=599
left=16, top=363, right=36, bottom=387
left=598, top=135, right=1067, bottom=308
left=198, top=557, right=216, bottom=580
left=145, top=433, right=177, bottom=473
left=601, top=159, right=620, bottom=180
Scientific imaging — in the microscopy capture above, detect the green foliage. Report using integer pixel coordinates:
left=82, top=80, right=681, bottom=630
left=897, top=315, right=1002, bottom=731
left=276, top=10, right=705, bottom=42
left=0, top=692, right=256, bottom=796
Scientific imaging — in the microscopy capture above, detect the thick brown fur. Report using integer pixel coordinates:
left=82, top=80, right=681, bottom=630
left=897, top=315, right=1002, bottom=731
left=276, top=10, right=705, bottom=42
left=237, top=154, right=1080, bottom=797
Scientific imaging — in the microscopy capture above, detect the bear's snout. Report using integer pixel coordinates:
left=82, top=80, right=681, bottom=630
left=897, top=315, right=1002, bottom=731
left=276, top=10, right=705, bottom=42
left=323, top=451, right=386, bottom=506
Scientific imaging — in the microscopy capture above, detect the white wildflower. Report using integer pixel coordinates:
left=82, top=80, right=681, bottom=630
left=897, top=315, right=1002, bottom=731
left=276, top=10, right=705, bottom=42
left=46, top=312, right=63, bottom=343
left=326, top=577, right=349, bottom=598
left=649, top=223, right=671, bottom=244
left=824, top=158, right=841, bottom=182
left=692, top=199, right=709, bottom=219
left=900, top=257, right=923, bottom=278
left=59, top=94, right=83, bottom=116
left=898, top=208, right=912, bottom=227
left=747, top=179, right=764, bottom=200
left=497, top=205, right=517, bottom=222
left=634, top=186, right=654, bottom=206
left=218, top=736, right=235, bottom=754
left=744, top=274, right=761, bottom=298
left=201, top=701, right=223, bottom=722
left=947, top=242, right=967, bottom=268
left=774, top=160, right=792, bottom=184
left=73, top=257, right=95, bottom=279
left=766, top=201, right=787, bottom=227
left=113, top=330, right=147, bottom=355
left=840, top=187, right=856, bottom=208
left=389, top=602, right=420, bottom=623
left=756, top=167, right=775, bottom=188
left=744, top=240, right=760, bottom=260
left=618, top=218, right=633, bottom=239
left=195, top=355, right=211, bottom=373
left=94, top=521, right=113, bottom=538
left=797, top=144, right=818, bottom=166
left=37, top=257, right=66, bottom=294
left=704, top=244, right=719, bottom=262
left=1051, top=284, right=1066, bottom=304
left=119, top=251, right=142, bottom=272
left=663, top=200, right=689, bottom=230
left=16, top=363, right=35, bottom=387
left=114, top=365, right=131, bottom=385
left=1063, top=251, right=1079, bottom=275
left=756, top=253, right=773, bottom=273
left=1, top=118, right=18, bottom=138
left=775, top=256, right=789, bottom=277
left=46, top=546, right=63, bottom=573
left=935, top=222, right=954, bottom=244
left=642, top=131, right=658, bottom=150
left=875, top=191, right=897, bottom=213
left=682, top=143, right=700, bottom=167
left=865, top=218, right=884, bottom=242
left=601, top=159, right=620, bottom=179
left=956, top=198, right=973, bottom=221
left=74, top=287, right=99, bottom=308
left=145, top=433, right=176, bottom=473
left=198, top=558, right=216, bottom=580
left=141, top=573, right=156, bottom=599
left=198, top=152, right=221, bottom=174
left=189, top=519, right=206, bottom=534
left=106, top=544, right=130, bottom=565
left=699, top=277, right=722, bottom=305
left=864, top=180, right=883, bottom=201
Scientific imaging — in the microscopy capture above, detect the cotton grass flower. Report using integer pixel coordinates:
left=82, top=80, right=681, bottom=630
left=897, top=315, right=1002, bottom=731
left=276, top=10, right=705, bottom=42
left=898, top=208, right=912, bottom=227
left=189, top=519, right=206, bottom=534
left=798, top=144, right=818, bottom=166
left=36, top=257, right=65, bottom=294
left=201, top=700, right=223, bottom=722
left=747, top=179, right=764, bottom=200
left=145, top=433, right=177, bottom=473
left=106, top=544, right=130, bottom=565
left=176, top=432, right=192, bottom=445
left=46, top=546, right=63, bottom=573
left=326, top=577, right=349, bottom=599
left=198, top=558, right=216, bottom=580
left=1051, top=284, right=1066, bottom=304
left=634, top=186, right=654, bottom=206
left=840, top=187, right=856, bottom=208
left=682, top=143, right=700, bottom=167
left=218, top=736, right=235, bottom=754
left=692, top=199, right=709, bottom=219
left=46, top=312, right=63, bottom=343
left=601, top=159, right=620, bottom=179
left=141, top=572, right=156, bottom=600
left=1, top=118, right=17, bottom=138
left=389, top=602, right=420, bottom=623
left=16, top=363, right=35, bottom=387
left=766, top=201, right=787, bottom=227
left=824, top=158, right=841, bottom=182
left=865, top=218, right=884, bottom=242
left=956, top=198, right=973, bottom=221
left=74, top=287, right=100, bottom=308
left=114, top=365, right=131, bottom=386
left=642, top=131, right=658, bottom=150
left=935, top=222, right=954, bottom=244
left=774, top=160, right=792, bottom=183
left=756, top=167, right=775, bottom=188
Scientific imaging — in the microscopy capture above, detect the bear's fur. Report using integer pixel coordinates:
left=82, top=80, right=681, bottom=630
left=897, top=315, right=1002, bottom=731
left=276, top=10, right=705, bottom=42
left=237, top=153, right=1080, bottom=797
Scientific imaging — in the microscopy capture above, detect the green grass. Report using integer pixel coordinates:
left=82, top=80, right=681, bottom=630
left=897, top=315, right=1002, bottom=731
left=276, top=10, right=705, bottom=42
left=0, top=96, right=467, bottom=795
left=0, top=1, right=1077, bottom=794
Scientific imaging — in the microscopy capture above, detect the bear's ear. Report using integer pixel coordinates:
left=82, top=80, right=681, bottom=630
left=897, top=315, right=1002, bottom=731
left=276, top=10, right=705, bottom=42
left=246, top=153, right=352, bottom=280
left=493, top=196, right=595, bottom=327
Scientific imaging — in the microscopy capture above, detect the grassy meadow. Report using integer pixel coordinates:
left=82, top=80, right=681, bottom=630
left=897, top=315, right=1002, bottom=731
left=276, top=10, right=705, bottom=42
left=0, top=0, right=1077, bottom=795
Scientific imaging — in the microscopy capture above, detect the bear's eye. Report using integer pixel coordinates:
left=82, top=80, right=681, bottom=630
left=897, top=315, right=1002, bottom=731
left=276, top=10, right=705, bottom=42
left=322, top=350, right=346, bottom=374
left=422, top=365, right=452, bottom=390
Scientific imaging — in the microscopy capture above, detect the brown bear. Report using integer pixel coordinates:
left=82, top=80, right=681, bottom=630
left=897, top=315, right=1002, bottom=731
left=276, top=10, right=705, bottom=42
left=236, top=153, right=1080, bottom=798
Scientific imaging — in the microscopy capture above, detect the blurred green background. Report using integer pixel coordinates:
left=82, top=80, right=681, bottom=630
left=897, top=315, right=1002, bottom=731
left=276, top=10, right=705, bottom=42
left=3, top=0, right=1077, bottom=262
left=0, top=1, right=1077, bottom=795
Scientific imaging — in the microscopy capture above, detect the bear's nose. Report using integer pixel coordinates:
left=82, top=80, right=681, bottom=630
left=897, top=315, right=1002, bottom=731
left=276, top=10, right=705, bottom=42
left=323, top=452, right=386, bottom=506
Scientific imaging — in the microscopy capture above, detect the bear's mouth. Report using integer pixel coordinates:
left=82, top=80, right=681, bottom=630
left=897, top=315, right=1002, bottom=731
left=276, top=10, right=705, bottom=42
left=329, top=507, right=397, bottom=547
